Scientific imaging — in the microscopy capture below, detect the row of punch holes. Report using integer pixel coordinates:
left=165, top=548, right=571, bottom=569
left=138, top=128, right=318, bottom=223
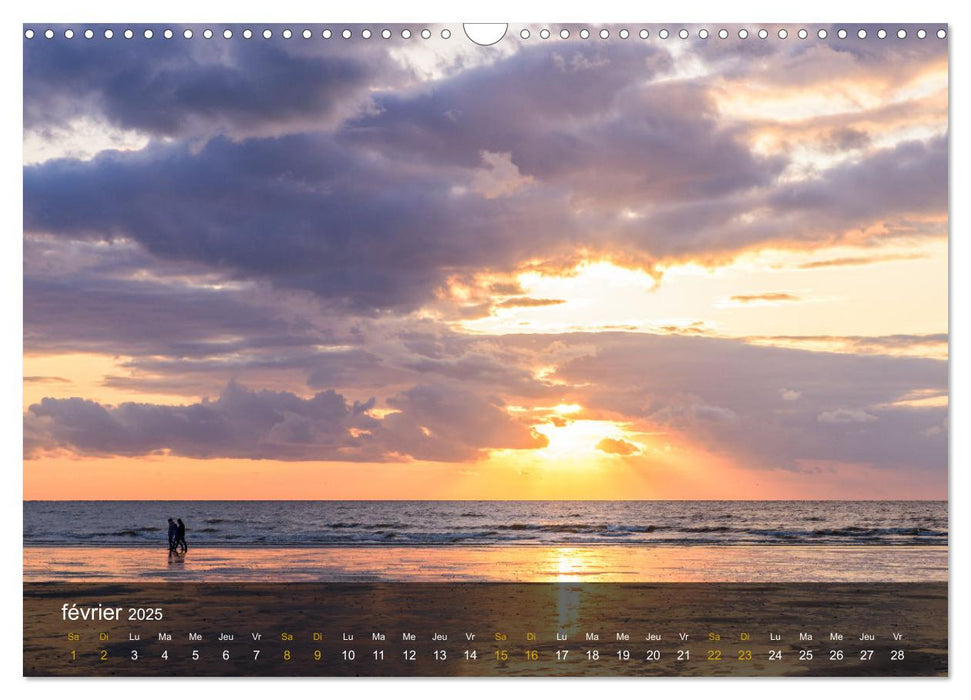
left=24, top=26, right=947, bottom=41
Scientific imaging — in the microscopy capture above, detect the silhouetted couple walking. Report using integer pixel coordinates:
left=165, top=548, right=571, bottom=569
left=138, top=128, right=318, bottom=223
left=167, top=518, right=187, bottom=553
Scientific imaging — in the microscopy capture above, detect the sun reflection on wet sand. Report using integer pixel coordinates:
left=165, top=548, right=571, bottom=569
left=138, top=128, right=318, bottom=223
left=24, top=544, right=946, bottom=583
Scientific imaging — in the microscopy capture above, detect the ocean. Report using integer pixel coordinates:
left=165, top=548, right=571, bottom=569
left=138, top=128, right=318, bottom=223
left=23, top=500, right=947, bottom=548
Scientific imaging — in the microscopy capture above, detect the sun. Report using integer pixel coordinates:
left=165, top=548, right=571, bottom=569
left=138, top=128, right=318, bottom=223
left=533, top=418, right=640, bottom=462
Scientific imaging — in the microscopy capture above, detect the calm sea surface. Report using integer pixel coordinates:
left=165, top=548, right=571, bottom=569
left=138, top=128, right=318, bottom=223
left=23, top=501, right=947, bottom=548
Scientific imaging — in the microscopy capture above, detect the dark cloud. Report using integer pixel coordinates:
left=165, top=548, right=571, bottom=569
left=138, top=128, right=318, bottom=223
left=350, top=49, right=784, bottom=205
left=767, top=136, right=948, bottom=231
left=24, top=33, right=402, bottom=138
left=380, top=384, right=547, bottom=461
left=26, top=381, right=369, bottom=460
left=23, top=135, right=580, bottom=311
left=619, top=135, right=947, bottom=261
left=26, top=380, right=546, bottom=462
left=23, top=36, right=946, bottom=312
left=820, top=127, right=871, bottom=153
left=23, top=329, right=947, bottom=479
left=547, top=332, right=947, bottom=473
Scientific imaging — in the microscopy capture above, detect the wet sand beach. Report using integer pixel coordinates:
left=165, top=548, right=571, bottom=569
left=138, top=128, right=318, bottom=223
left=24, top=544, right=947, bottom=583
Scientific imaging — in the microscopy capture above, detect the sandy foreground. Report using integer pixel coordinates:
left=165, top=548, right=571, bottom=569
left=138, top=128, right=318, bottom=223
left=24, top=581, right=946, bottom=677
left=24, top=544, right=948, bottom=582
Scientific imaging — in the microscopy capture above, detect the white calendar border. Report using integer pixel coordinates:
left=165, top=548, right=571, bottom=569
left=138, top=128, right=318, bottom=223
left=1, top=0, right=964, bottom=697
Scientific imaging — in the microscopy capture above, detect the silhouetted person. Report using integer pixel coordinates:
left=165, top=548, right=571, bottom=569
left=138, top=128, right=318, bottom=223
left=175, top=518, right=187, bottom=553
left=167, top=518, right=177, bottom=552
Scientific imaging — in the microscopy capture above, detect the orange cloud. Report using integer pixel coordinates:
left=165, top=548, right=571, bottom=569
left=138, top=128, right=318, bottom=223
left=596, top=437, right=640, bottom=456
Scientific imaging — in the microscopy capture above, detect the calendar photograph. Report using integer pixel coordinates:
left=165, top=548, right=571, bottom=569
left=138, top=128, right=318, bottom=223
left=22, top=22, right=948, bottom=677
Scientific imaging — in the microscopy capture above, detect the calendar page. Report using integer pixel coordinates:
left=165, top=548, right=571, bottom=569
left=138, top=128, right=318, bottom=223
left=22, top=22, right=948, bottom=678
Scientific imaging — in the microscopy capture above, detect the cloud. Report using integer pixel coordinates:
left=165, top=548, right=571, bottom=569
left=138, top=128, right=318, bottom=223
left=547, top=332, right=946, bottom=473
left=20, top=29, right=948, bottom=495
left=747, top=333, right=948, bottom=359
left=596, top=437, right=639, bottom=456
left=25, top=380, right=546, bottom=462
left=730, top=293, right=801, bottom=303
left=817, top=408, right=879, bottom=424
left=24, top=37, right=402, bottom=142
left=23, top=327, right=947, bottom=483
left=24, top=376, right=71, bottom=384
left=23, top=37, right=947, bottom=313
left=380, top=384, right=547, bottom=461
left=23, top=134, right=583, bottom=312
left=795, top=253, right=929, bottom=269
left=495, top=297, right=567, bottom=309
left=469, top=151, right=534, bottom=199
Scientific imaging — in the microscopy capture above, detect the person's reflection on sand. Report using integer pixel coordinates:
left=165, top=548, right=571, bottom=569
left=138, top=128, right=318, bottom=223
left=168, top=549, right=186, bottom=567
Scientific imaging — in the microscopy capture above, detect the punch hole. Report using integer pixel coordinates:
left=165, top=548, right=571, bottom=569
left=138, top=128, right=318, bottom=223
left=464, top=24, right=508, bottom=46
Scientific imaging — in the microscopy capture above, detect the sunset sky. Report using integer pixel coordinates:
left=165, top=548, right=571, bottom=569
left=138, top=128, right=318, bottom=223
left=23, top=24, right=948, bottom=499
